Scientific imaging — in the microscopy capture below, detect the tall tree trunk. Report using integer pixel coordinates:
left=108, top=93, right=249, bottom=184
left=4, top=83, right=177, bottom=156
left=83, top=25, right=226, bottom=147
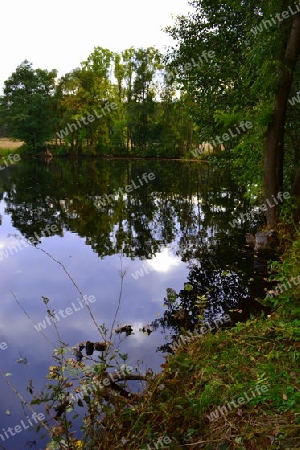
left=264, top=12, right=300, bottom=228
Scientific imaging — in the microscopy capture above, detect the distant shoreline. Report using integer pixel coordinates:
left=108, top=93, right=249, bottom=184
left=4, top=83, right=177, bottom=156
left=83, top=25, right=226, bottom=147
left=0, top=138, right=211, bottom=162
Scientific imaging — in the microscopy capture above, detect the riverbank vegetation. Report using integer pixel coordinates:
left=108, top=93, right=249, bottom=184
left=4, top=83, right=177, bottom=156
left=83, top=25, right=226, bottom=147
left=0, top=138, right=23, bottom=156
left=32, top=228, right=299, bottom=450
left=99, top=233, right=299, bottom=450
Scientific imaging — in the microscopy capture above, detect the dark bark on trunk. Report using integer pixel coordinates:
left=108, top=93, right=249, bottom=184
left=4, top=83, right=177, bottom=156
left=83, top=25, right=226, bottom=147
left=264, top=12, right=300, bottom=228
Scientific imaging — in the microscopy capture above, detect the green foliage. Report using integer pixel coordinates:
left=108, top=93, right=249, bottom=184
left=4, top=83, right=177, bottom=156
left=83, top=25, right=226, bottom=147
left=166, top=0, right=300, bottom=209
left=0, top=46, right=201, bottom=158
left=0, top=60, right=57, bottom=152
left=195, top=294, right=207, bottom=321
left=266, top=231, right=300, bottom=308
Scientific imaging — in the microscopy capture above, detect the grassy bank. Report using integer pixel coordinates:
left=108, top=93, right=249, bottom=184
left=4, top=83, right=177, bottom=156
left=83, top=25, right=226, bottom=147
left=94, top=235, right=300, bottom=450
left=0, top=138, right=23, bottom=158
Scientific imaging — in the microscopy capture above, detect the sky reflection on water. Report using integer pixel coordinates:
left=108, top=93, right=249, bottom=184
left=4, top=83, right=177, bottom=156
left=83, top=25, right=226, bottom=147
left=0, top=159, right=260, bottom=448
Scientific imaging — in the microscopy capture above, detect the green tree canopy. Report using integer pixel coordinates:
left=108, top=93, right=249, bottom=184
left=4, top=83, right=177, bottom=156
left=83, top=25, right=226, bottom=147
left=167, top=0, right=300, bottom=227
left=0, top=60, right=57, bottom=151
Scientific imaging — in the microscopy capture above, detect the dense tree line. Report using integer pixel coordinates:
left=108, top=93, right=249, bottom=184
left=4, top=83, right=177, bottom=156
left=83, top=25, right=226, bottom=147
left=0, top=48, right=197, bottom=158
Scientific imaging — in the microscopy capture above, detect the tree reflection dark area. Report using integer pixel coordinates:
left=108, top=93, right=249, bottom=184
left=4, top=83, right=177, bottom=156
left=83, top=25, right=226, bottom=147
left=2, top=159, right=268, bottom=350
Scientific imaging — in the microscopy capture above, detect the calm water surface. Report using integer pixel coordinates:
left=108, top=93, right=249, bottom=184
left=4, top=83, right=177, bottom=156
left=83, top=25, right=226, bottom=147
left=0, top=159, right=266, bottom=449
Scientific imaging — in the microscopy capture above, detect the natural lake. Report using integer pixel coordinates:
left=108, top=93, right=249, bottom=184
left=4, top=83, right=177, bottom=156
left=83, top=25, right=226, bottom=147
left=0, top=159, right=268, bottom=449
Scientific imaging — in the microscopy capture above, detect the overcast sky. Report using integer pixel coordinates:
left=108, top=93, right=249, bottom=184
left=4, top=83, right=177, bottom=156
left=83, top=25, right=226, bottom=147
left=1, top=0, right=192, bottom=92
